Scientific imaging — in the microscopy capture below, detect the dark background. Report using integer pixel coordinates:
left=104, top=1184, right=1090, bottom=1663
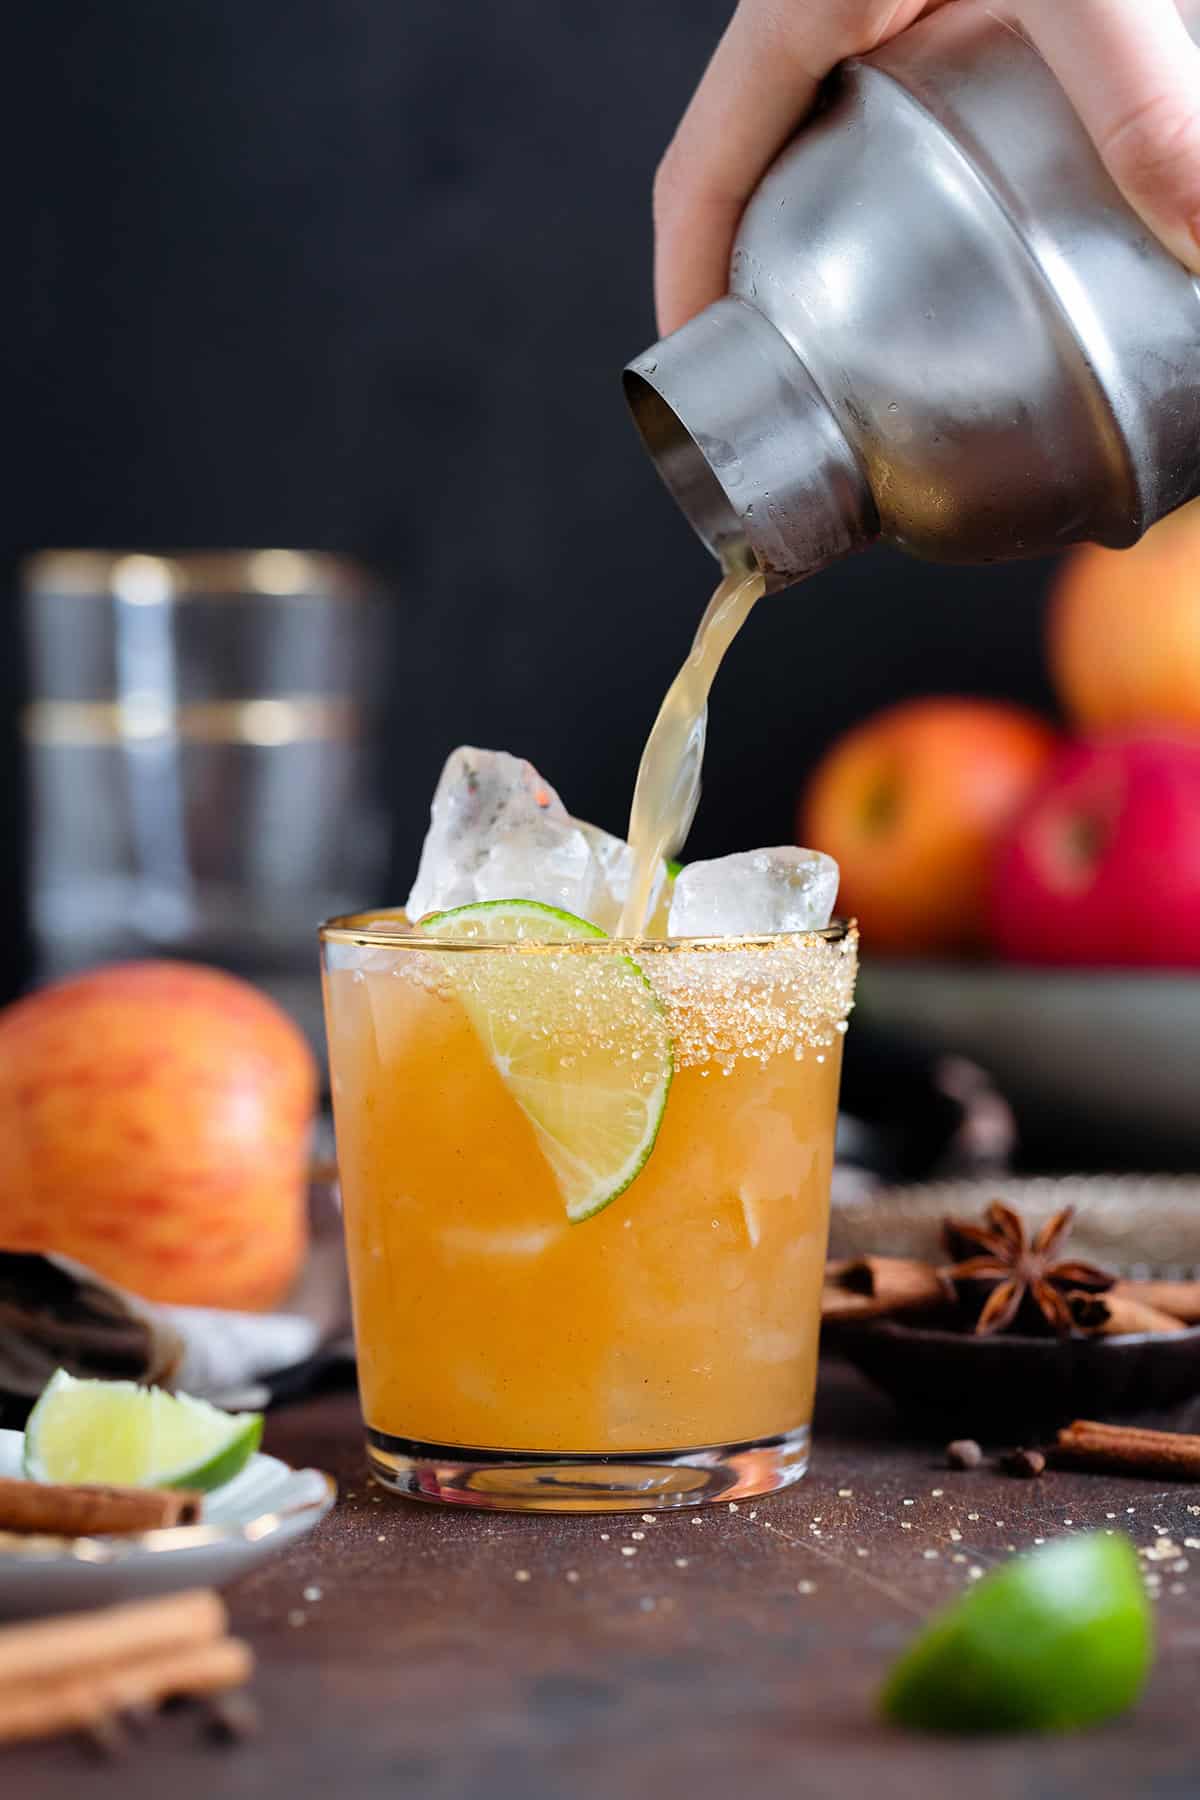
left=5, top=0, right=1058, bottom=1008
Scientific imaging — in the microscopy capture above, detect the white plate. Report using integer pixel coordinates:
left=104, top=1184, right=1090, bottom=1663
left=0, top=1431, right=336, bottom=1617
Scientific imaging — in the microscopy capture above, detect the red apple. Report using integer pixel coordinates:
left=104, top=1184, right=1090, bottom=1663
left=0, top=961, right=317, bottom=1308
left=989, top=733, right=1200, bottom=966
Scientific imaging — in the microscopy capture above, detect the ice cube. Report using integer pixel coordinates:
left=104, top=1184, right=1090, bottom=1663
left=572, top=819, right=666, bottom=934
left=407, top=747, right=602, bottom=923
left=472, top=812, right=602, bottom=918
left=666, top=847, right=839, bottom=937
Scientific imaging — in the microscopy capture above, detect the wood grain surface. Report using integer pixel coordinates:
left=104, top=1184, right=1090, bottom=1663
left=6, top=1362, right=1200, bottom=1799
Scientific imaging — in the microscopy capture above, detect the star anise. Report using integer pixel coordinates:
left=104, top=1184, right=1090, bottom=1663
left=940, top=1201, right=1114, bottom=1336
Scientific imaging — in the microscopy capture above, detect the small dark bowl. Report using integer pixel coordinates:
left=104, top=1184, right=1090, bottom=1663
left=833, top=1317, right=1200, bottom=1440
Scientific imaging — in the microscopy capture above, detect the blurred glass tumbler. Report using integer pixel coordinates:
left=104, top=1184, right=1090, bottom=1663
left=22, top=551, right=391, bottom=992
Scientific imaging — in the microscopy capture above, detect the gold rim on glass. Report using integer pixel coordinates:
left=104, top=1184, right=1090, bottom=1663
left=320, top=911, right=855, bottom=954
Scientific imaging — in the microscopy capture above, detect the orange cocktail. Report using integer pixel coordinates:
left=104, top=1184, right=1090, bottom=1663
left=322, top=911, right=856, bottom=1510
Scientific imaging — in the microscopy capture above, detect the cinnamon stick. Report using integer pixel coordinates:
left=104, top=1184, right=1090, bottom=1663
left=1066, top=1292, right=1187, bottom=1337
left=1111, top=1280, right=1200, bottom=1325
left=1053, top=1419, right=1200, bottom=1479
left=0, top=1589, right=226, bottom=1690
left=821, top=1287, right=891, bottom=1321
left=0, top=1477, right=202, bottom=1537
left=822, top=1255, right=946, bottom=1321
left=0, top=1637, right=254, bottom=1745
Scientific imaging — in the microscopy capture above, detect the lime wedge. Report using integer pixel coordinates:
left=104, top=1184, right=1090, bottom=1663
left=419, top=900, right=673, bottom=1221
left=882, top=1532, right=1152, bottom=1733
left=23, top=1369, right=263, bottom=1493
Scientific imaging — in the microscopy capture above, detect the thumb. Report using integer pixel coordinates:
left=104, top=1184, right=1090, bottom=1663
left=1019, top=0, right=1200, bottom=272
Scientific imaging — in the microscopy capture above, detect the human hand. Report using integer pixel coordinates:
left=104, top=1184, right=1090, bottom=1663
left=654, top=0, right=1200, bottom=336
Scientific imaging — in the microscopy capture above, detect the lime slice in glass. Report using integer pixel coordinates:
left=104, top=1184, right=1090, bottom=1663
left=418, top=900, right=673, bottom=1222
left=882, top=1531, right=1153, bottom=1732
left=23, top=1369, right=263, bottom=1493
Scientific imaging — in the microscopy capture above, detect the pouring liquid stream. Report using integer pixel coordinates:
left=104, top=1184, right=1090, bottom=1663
left=619, top=565, right=767, bottom=937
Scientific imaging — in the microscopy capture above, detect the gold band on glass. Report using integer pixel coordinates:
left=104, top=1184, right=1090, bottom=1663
left=21, top=550, right=371, bottom=602
left=23, top=697, right=362, bottom=747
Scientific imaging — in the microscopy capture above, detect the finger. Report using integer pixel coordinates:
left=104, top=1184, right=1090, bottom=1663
left=652, top=0, right=950, bottom=337
left=653, top=4, right=836, bottom=336
left=1018, top=0, right=1200, bottom=271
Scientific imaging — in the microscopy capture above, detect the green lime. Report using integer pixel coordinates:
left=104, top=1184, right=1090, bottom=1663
left=419, top=898, right=608, bottom=945
left=419, top=899, right=673, bottom=1222
left=882, top=1531, right=1153, bottom=1733
left=23, top=1369, right=263, bottom=1493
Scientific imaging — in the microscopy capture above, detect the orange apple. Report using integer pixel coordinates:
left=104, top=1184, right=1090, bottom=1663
left=0, top=961, right=317, bottom=1309
left=801, top=698, right=1057, bottom=954
left=1050, top=500, right=1200, bottom=728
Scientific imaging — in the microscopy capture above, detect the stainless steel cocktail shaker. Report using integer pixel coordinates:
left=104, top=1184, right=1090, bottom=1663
left=624, top=0, right=1200, bottom=590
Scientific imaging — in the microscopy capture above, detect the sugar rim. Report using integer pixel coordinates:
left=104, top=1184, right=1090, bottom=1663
left=319, top=912, right=857, bottom=955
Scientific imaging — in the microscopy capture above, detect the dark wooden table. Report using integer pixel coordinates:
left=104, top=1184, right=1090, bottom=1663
left=9, top=1363, right=1200, bottom=1799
